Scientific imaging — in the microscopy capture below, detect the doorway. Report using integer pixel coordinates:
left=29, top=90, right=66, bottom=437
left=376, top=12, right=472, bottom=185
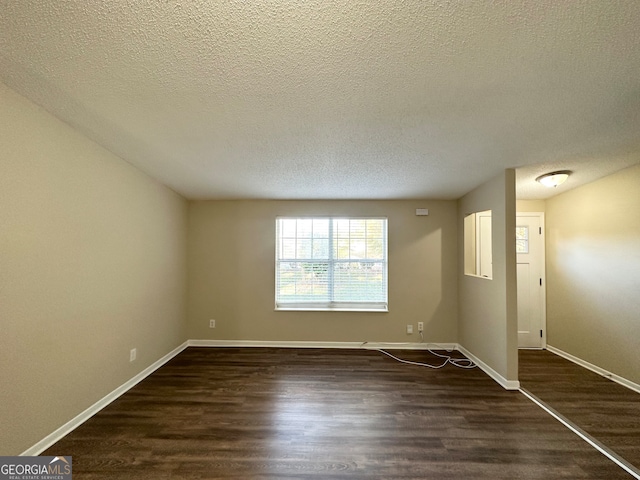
left=516, top=213, right=546, bottom=348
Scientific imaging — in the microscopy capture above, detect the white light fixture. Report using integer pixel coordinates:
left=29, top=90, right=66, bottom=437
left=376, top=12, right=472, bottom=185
left=536, top=170, right=571, bottom=188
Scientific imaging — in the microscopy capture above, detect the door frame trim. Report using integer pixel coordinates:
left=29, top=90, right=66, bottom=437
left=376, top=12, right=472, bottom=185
left=516, top=212, right=547, bottom=349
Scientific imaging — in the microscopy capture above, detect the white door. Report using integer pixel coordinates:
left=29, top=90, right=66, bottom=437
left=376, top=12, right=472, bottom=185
left=516, top=214, right=545, bottom=348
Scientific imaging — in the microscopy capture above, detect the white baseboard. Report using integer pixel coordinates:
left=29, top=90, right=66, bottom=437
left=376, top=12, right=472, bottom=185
left=458, top=345, right=520, bottom=390
left=546, top=345, right=640, bottom=395
left=21, top=341, right=189, bottom=456
left=361, top=341, right=459, bottom=351
left=189, top=339, right=363, bottom=349
left=188, top=339, right=458, bottom=351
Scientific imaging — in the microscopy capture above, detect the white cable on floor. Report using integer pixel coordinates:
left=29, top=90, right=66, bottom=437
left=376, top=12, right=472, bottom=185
left=360, top=333, right=476, bottom=370
left=376, top=348, right=449, bottom=369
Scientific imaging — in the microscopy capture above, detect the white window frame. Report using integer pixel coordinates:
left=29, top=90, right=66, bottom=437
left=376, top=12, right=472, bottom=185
left=275, top=217, right=388, bottom=312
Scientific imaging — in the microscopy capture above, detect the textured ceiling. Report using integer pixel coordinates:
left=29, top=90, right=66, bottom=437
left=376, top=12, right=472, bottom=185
left=1, top=1, right=639, bottom=200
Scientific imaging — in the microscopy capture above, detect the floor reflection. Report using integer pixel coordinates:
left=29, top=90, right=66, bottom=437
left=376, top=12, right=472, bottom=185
left=519, top=349, right=640, bottom=474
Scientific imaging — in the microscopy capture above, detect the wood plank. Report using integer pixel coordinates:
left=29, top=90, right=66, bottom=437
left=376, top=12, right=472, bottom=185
left=520, top=348, right=640, bottom=471
left=43, top=348, right=631, bottom=479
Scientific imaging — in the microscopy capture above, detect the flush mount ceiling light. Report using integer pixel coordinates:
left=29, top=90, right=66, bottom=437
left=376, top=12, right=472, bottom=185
left=536, top=170, right=571, bottom=188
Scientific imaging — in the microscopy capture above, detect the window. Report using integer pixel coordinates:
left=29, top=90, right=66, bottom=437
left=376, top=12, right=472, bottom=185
left=275, top=217, right=388, bottom=311
left=515, top=226, right=529, bottom=253
left=464, top=210, right=492, bottom=279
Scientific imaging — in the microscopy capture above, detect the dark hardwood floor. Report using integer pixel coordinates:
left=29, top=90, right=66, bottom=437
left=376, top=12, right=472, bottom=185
left=519, top=348, right=640, bottom=472
left=44, top=347, right=632, bottom=479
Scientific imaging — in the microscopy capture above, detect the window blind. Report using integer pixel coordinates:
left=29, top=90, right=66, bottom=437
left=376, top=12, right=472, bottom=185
left=275, top=217, right=388, bottom=311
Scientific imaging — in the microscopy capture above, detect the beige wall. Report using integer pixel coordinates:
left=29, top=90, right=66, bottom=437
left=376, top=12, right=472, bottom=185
left=516, top=200, right=546, bottom=213
left=0, top=83, right=188, bottom=455
left=546, top=163, right=640, bottom=384
left=458, top=170, right=518, bottom=382
left=188, top=200, right=458, bottom=343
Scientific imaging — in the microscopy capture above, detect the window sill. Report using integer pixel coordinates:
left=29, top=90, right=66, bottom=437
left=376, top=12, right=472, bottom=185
left=276, top=307, right=388, bottom=313
left=464, top=273, right=493, bottom=280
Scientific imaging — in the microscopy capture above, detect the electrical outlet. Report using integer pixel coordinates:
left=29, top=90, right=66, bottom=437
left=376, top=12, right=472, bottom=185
left=406, top=324, right=413, bottom=334
left=418, top=322, right=424, bottom=333
left=209, top=319, right=216, bottom=328
left=130, top=348, right=137, bottom=362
